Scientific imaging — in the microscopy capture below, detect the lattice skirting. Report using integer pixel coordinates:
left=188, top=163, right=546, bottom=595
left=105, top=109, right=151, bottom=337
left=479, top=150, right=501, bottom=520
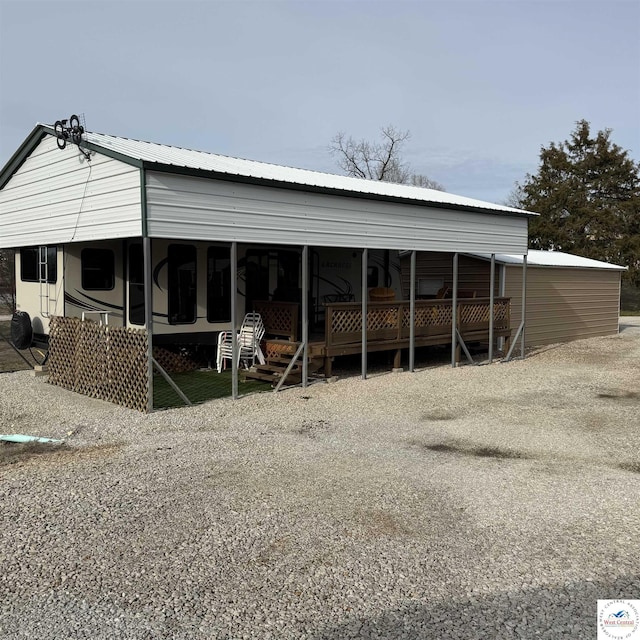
left=48, top=317, right=150, bottom=412
left=265, top=340, right=298, bottom=360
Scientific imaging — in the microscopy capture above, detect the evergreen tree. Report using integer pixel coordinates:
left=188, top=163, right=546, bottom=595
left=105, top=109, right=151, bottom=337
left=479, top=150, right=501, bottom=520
left=514, top=120, right=640, bottom=284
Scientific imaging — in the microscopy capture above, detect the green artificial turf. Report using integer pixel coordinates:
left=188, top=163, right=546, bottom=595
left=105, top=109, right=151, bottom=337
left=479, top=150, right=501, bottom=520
left=153, top=369, right=271, bottom=409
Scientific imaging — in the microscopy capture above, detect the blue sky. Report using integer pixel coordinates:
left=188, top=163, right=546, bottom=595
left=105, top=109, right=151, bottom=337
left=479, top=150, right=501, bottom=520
left=0, top=0, right=638, bottom=204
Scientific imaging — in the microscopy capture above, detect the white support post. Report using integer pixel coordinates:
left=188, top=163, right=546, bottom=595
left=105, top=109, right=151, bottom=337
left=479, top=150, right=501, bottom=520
left=488, top=253, right=495, bottom=362
left=231, top=242, right=238, bottom=400
left=361, top=248, right=368, bottom=380
left=302, top=245, right=309, bottom=388
left=143, top=236, right=154, bottom=413
left=409, top=250, right=416, bottom=372
left=451, top=253, right=459, bottom=367
left=521, top=253, right=527, bottom=359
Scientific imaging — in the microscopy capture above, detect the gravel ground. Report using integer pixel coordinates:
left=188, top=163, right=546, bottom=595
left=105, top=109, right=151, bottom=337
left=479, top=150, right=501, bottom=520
left=1, top=319, right=639, bottom=639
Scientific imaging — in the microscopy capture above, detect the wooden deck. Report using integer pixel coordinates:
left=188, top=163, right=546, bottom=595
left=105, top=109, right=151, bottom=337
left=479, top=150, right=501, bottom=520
left=254, top=298, right=511, bottom=380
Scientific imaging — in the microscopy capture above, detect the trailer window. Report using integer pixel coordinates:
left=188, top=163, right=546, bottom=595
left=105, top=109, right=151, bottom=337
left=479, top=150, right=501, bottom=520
left=168, top=244, right=197, bottom=325
left=20, top=246, right=56, bottom=283
left=207, top=247, right=230, bottom=323
left=81, top=249, right=115, bottom=290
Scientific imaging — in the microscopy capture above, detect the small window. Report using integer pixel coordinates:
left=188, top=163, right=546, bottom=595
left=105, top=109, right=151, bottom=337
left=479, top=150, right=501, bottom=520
left=21, top=246, right=56, bottom=283
left=81, top=249, right=115, bottom=290
left=168, top=244, right=197, bottom=325
left=207, top=246, right=231, bottom=323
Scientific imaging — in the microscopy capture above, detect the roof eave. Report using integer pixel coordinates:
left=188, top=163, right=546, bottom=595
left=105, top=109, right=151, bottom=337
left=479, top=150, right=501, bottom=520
left=0, top=124, right=49, bottom=190
left=140, top=160, right=536, bottom=219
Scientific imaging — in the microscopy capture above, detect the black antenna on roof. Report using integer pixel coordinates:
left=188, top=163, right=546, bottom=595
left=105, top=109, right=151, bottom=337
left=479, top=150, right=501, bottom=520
left=53, top=114, right=91, bottom=161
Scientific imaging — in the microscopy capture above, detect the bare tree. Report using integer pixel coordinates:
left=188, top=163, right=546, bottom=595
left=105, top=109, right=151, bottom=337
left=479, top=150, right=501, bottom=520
left=408, top=173, right=445, bottom=191
left=329, top=125, right=444, bottom=190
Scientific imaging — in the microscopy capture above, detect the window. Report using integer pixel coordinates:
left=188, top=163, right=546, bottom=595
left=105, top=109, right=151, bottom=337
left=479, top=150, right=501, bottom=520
left=207, top=247, right=230, bottom=323
left=168, top=244, right=197, bottom=324
left=20, top=246, right=56, bottom=283
left=128, top=244, right=145, bottom=325
left=81, top=249, right=115, bottom=290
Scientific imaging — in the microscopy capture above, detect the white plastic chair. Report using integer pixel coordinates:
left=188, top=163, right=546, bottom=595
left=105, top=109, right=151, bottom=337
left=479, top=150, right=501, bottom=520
left=216, top=313, right=266, bottom=373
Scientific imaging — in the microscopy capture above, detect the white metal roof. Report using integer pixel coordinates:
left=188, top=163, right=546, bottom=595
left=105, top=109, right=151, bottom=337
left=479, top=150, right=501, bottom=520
left=473, top=250, right=627, bottom=270
left=41, top=126, right=534, bottom=218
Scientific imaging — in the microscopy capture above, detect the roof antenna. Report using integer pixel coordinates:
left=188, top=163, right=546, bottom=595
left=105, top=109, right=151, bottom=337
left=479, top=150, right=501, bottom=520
left=53, top=114, right=91, bottom=161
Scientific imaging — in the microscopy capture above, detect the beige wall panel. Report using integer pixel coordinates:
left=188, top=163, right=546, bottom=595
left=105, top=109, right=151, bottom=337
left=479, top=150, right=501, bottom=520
left=399, top=252, right=500, bottom=298
left=505, top=266, right=621, bottom=346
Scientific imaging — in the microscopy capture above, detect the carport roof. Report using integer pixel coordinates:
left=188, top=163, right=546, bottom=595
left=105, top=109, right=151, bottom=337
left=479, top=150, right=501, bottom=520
left=473, top=250, right=627, bottom=270
left=1, top=123, right=536, bottom=218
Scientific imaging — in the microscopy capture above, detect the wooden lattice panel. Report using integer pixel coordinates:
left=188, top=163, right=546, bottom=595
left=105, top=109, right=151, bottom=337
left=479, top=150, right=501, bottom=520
left=253, top=301, right=299, bottom=341
left=153, top=346, right=198, bottom=373
left=265, top=340, right=298, bottom=360
left=493, top=300, right=509, bottom=326
left=331, top=308, right=363, bottom=335
left=367, top=307, right=398, bottom=330
left=48, top=316, right=150, bottom=412
left=460, top=302, right=491, bottom=325
left=401, top=304, right=452, bottom=331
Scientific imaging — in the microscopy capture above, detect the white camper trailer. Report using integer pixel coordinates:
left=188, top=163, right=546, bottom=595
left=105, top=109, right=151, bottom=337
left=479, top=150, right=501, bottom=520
left=14, top=239, right=402, bottom=346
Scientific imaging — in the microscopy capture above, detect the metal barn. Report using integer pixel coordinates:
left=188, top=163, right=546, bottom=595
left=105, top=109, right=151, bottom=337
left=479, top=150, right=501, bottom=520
left=0, top=122, right=534, bottom=410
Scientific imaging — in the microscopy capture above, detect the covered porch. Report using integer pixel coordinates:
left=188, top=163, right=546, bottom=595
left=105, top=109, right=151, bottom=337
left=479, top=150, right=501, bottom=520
left=251, top=289, right=512, bottom=383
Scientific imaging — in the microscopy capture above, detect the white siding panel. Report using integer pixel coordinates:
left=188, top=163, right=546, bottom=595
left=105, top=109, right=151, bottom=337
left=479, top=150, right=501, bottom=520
left=146, top=173, right=528, bottom=253
left=0, top=136, right=142, bottom=248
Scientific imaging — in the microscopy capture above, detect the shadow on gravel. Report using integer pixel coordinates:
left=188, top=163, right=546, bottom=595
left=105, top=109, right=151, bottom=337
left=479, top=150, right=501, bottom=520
left=308, top=574, right=640, bottom=640
left=597, top=389, right=639, bottom=400
left=296, top=419, right=330, bottom=438
left=413, top=441, right=531, bottom=460
left=422, top=410, right=459, bottom=421
left=0, top=442, right=122, bottom=467
left=618, top=461, right=640, bottom=474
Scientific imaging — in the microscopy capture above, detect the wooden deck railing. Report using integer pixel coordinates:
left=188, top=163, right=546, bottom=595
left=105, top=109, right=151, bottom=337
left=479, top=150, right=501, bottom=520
left=255, top=297, right=511, bottom=375
left=324, top=298, right=511, bottom=349
left=253, top=300, right=300, bottom=341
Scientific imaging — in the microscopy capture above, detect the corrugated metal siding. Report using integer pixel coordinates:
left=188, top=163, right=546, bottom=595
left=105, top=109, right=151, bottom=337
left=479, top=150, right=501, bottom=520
left=82, top=130, right=532, bottom=217
left=505, top=266, right=621, bottom=346
left=399, top=252, right=500, bottom=298
left=0, top=135, right=141, bottom=248
left=145, top=172, right=529, bottom=253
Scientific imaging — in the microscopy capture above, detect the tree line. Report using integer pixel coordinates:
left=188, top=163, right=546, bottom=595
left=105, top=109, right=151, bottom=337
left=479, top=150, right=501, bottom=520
left=330, top=121, right=640, bottom=287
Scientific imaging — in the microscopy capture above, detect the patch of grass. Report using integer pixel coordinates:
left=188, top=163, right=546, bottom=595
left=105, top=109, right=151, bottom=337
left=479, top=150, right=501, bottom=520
left=153, top=369, right=271, bottom=409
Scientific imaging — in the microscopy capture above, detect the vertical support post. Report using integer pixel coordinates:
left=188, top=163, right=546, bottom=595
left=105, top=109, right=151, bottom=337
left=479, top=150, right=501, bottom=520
left=498, top=262, right=506, bottom=351
left=301, top=245, right=309, bottom=388
left=143, top=236, right=154, bottom=413
left=231, top=241, right=238, bottom=400
left=409, top=250, right=416, bottom=372
left=488, top=253, right=495, bottom=362
left=521, top=253, right=527, bottom=359
left=451, top=252, right=458, bottom=367
left=361, top=248, right=368, bottom=380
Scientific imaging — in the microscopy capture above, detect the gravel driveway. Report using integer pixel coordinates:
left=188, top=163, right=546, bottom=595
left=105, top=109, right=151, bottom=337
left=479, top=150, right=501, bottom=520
left=1, top=320, right=639, bottom=639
